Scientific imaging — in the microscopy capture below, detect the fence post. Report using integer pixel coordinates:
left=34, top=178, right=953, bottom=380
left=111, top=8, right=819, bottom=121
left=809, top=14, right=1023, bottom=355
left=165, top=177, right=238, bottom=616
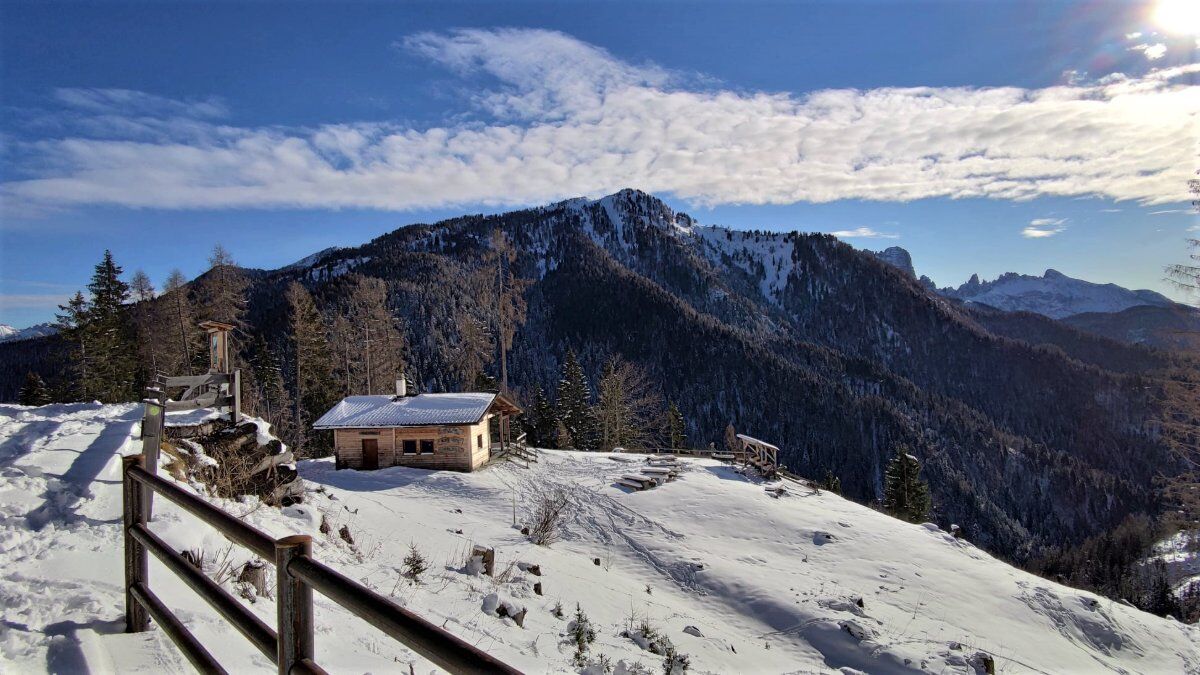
left=275, top=534, right=314, bottom=674
left=123, top=454, right=149, bottom=632
left=140, top=399, right=164, bottom=519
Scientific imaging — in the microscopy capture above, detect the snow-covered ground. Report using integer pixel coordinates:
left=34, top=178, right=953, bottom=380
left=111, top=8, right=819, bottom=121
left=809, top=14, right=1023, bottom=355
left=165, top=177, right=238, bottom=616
left=2, top=403, right=1198, bottom=674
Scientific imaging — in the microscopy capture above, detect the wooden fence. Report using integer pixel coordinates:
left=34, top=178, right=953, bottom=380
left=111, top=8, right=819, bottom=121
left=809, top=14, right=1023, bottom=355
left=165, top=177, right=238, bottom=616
left=121, top=454, right=522, bottom=675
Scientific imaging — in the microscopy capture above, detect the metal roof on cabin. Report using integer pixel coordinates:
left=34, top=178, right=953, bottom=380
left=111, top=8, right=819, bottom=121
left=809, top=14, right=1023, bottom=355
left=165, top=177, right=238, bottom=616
left=312, top=393, right=498, bottom=429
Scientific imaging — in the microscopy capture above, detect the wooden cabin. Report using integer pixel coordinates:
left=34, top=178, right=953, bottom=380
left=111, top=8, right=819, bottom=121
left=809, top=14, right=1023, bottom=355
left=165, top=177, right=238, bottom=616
left=313, top=389, right=522, bottom=472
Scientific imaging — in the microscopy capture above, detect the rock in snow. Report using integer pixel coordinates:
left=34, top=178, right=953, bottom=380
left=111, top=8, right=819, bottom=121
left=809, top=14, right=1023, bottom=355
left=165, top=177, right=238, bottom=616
left=0, top=402, right=1197, bottom=673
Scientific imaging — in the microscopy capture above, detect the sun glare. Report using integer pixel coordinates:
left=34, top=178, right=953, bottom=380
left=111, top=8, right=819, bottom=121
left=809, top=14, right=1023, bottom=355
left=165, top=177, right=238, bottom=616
left=1153, top=0, right=1200, bottom=35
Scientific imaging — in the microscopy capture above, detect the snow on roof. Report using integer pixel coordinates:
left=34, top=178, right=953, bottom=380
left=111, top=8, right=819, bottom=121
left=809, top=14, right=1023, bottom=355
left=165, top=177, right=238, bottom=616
left=735, top=433, right=779, bottom=451
left=313, top=393, right=498, bottom=429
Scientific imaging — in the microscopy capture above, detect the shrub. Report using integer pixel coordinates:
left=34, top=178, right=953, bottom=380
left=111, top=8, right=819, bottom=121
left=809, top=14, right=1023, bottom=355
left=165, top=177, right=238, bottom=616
left=529, top=488, right=570, bottom=546
left=402, top=543, right=428, bottom=583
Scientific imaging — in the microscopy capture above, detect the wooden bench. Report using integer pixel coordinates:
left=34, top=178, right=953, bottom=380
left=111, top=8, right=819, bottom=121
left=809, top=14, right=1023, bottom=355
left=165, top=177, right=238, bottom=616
left=621, top=474, right=660, bottom=488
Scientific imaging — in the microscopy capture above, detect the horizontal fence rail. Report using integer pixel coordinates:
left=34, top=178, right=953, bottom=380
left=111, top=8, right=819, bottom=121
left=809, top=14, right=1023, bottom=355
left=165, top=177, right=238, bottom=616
left=121, top=454, right=523, bottom=674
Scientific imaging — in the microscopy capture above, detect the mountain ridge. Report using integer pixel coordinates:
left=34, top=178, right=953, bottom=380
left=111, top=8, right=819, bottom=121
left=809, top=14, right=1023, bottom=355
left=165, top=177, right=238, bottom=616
left=0, top=189, right=1189, bottom=566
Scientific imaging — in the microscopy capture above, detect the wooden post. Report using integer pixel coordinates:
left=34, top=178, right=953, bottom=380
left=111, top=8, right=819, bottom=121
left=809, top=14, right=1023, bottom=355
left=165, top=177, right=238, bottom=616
left=275, top=535, right=314, bottom=675
left=140, top=400, right=165, bottom=520
left=123, top=455, right=149, bottom=633
left=230, top=369, right=242, bottom=424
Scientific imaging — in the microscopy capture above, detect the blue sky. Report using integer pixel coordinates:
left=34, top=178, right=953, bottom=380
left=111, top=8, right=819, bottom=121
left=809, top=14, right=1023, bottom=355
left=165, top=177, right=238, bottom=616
left=1, top=0, right=1197, bottom=327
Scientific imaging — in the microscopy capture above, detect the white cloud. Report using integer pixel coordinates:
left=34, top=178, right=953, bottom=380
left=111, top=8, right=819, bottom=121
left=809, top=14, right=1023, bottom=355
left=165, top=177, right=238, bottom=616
left=52, top=88, right=228, bottom=119
left=827, top=227, right=899, bottom=239
left=1129, top=42, right=1168, bottom=60
left=0, top=293, right=72, bottom=309
left=1022, top=218, right=1068, bottom=238
left=1151, top=208, right=1191, bottom=214
left=3, top=29, right=1199, bottom=213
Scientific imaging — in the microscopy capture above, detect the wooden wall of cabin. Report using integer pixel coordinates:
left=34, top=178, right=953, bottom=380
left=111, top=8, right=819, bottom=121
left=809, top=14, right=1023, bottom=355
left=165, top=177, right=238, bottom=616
left=332, top=416, right=493, bottom=471
left=333, top=428, right=396, bottom=468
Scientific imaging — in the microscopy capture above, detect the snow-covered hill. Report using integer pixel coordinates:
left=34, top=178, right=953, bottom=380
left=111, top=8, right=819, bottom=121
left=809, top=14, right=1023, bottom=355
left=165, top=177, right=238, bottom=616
left=2, top=403, right=1196, bottom=673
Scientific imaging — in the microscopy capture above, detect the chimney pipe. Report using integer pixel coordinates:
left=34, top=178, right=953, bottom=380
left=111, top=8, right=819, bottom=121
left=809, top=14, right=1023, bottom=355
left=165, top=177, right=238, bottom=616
left=396, top=376, right=407, bottom=397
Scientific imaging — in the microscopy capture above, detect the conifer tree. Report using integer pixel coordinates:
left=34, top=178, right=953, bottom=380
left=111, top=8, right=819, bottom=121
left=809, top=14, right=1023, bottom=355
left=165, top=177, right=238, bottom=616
left=286, top=282, right=338, bottom=455
left=56, top=291, right=91, bottom=401
left=529, top=385, right=557, bottom=448
left=555, top=349, right=599, bottom=450
left=130, top=270, right=155, bottom=302
left=595, top=356, right=661, bottom=452
left=80, top=250, right=138, bottom=402
left=472, top=371, right=499, bottom=392
left=883, top=446, right=931, bottom=523
left=451, top=312, right=493, bottom=390
left=247, top=333, right=292, bottom=440
left=162, top=269, right=201, bottom=374
left=666, top=400, right=688, bottom=449
left=328, top=276, right=406, bottom=395
left=477, top=229, right=530, bottom=393
left=19, top=372, right=51, bottom=406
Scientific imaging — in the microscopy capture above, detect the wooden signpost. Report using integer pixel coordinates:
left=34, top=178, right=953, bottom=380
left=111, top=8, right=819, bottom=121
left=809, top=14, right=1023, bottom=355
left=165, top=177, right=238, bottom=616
left=139, top=320, right=243, bottom=516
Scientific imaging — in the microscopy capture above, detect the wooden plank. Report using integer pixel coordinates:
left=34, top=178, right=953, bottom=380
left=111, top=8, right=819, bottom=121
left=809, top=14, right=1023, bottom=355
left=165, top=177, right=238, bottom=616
left=163, top=373, right=230, bottom=388
left=164, top=396, right=233, bottom=412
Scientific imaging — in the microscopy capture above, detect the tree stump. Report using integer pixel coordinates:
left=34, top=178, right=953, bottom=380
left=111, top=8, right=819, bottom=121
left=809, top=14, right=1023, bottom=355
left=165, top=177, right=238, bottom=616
left=471, top=546, right=495, bottom=576
left=238, top=560, right=269, bottom=597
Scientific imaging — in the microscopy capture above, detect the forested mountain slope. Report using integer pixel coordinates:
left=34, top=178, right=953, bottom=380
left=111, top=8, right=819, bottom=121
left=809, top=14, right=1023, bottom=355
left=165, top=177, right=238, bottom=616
left=1, top=190, right=1190, bottom=565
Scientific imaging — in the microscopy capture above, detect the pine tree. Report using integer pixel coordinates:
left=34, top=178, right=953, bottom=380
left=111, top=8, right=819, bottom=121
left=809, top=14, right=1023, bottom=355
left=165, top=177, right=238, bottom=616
left=472, top=371, right=499, bottom=392
left=83, top=250, right=138, bottom=402
left=882, top=446, right=931, bottom=523
left=529, top=385, right=557, bottom=448
left=555, top=350, right=599, bottom=450
left=247, top=333, right=292, bottom=441
left=18, top=372, right=51, bottom=406
left=56, top=291, right=91, bottom=401
left=666, top=400, right=688, bottom=450
left=286, top=282, right=338, bottom=455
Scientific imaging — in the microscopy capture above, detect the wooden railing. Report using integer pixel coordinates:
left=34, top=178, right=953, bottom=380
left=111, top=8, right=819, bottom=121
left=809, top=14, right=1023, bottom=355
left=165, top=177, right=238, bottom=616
left=121, top=454, right=522, bottom=675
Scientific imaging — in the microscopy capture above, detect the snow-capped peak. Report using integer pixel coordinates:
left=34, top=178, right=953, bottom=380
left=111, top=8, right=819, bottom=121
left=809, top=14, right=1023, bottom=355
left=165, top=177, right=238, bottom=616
left=0, top=322, right=57, bottom=343
left=940, top=269, right=1176, bottom=319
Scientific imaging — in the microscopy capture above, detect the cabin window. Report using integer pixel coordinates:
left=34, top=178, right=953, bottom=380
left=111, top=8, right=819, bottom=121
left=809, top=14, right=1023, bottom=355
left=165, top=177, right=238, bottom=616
left=477, top=434, right=483, bottom=449
left=402, top=439, right=417, bottom=454
left=419, top=439, right=435, bottom=455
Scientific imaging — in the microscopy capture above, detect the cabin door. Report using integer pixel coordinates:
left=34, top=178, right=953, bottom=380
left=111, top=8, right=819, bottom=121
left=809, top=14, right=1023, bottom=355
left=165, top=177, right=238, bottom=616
left=361, top=439, right=379, bottom=470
